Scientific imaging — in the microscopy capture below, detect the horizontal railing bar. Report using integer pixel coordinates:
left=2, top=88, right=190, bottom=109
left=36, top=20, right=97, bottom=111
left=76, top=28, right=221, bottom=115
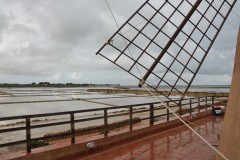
left=30, top=126, right=112, bottom=143
left=30, top=109, right=161, bottom=129
left=0, top=108, right=109, bottom=121
left=0, top=140, right=27, bottom=148
left=0, top=110, right=182, bottom=132
left=0, top=126, right=27, bottom=133
left=0, top=95, right=228, bottom=151
left=0, top=96, right=226, bottom=121
left=0, top=103, right=156, bottom=121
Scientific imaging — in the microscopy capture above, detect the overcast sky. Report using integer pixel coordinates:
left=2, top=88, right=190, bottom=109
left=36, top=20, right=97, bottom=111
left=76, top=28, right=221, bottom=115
left=0, top=0, right=239, bottom=85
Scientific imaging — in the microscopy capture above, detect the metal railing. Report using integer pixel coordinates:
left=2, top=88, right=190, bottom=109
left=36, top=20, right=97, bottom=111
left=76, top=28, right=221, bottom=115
left=0, top=96, right=227, bottom=153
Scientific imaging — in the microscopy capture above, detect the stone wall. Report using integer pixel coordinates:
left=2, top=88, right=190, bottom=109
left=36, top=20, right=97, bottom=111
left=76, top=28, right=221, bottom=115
left=217, top=29, right=240, bottom=160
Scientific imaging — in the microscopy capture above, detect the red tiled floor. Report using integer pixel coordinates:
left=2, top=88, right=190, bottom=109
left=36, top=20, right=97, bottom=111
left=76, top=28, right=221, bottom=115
left=74, top=116, right=223, bottom=160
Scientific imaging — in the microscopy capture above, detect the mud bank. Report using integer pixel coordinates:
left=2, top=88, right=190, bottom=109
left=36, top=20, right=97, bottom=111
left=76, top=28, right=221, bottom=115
left=87, top=89, right=229, bottom=97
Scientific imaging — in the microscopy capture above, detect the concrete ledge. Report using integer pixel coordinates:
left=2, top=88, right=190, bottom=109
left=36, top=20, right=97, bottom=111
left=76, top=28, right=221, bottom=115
left=8, top=110, right=212, bottom=160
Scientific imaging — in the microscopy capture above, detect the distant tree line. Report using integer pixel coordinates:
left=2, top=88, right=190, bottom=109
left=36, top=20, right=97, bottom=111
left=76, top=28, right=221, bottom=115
left=0, top=82, right=120, bottom=88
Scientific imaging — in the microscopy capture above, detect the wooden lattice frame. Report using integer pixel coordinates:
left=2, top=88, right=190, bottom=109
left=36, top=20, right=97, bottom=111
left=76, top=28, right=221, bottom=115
left=96, top=0, right=237, bottom=104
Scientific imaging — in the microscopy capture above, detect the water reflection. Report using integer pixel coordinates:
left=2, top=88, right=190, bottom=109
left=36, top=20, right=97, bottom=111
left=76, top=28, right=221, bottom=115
left=82, top=117, right=223, bottom=160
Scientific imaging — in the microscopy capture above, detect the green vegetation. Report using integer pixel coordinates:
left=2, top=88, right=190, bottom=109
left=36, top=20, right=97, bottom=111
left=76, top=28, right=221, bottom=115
left=43, top=117, right=141, bottom=142
left=31, top=140, right=50, bottom=149
left=0, top=82, right=120, bottom=88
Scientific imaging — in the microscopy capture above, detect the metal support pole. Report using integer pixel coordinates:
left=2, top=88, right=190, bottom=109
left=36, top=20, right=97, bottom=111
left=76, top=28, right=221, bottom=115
left=26, top=117, right=31, bottom=153
left=198, top=97, right=201, bottom=113
left=70, top=113, right=75, bottom=144
left=104, top=109, right=108, bottom=137
left=150, top=104, right=154, bottom=126
left=190, top=99, right=192, bottom=115
left=167, top=102, right=170, bottom=122
left=129, top=106, right=133, bottom=131
left=212, top=96, right=214, bottom=105
left=179, top=101, right=182, bottom=116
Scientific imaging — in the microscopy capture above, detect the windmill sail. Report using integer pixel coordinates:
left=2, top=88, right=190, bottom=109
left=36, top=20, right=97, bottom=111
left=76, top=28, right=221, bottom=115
left=96, top=0, right=237, bottom=104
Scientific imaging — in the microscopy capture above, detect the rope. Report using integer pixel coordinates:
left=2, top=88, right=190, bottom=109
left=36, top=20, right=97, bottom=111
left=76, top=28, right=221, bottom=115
left=112, top=21, right=146, bottom=40
left=105, top=0, right=143, bottom=77
left=216, top=0, right=239, bottom=32
left=104, top=1, right=228, bottom=159
left=217, top=0, right=240, bottom=18
left=141, top=82, right=228, bottom=160
left=205, top=0, right=236, bottom=57
left=105, top=0, right=120, bottom=29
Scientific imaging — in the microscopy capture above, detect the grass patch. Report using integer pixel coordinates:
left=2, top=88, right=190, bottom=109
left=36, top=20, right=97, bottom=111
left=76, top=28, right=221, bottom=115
left=43, top=117, right=141, bottom=142
left=31, top=140, right=49, bottom=149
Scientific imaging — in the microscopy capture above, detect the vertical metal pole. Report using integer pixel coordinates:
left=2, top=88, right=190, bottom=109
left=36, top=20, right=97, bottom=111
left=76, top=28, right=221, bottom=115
left=26, top=117, right=31, bottom=153
left=212, top=96, right=214, bottom=105
left=198, top=97, right=200, bottom=113
left=167, top=102, right=170, bottom=122
left=150, top=104, right=154, bottom=126
left=190, top=99, right=192, bottom=115
left=129, top=106, right=133, bottom=131
left=70, top=113, right=75, bottom=144
left=104, top=109, right=108, bottom=137
left=179, top=101, right=182, bottom=116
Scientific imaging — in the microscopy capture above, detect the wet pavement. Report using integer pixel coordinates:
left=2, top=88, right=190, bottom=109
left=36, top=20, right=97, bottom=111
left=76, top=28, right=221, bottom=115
left=76, top=116, right=223, bottom=160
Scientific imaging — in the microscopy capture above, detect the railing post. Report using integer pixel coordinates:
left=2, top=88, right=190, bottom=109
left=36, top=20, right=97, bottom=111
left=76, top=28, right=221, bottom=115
left=179, top=101, right=182, bottom=116
left=190, top=99, right=192, bottom=115
left=198, top=97, right=200, bottom=113
left=26, top=117, right=31, bottom=153
left=129, top=106, right=133, bottom=131
left=167, top=102, right=169, bottom=122
left=70, top=113, right=75, bottom=144
left=150, top=104, right=154, bottom=126
left=104, top=109, right=108, bottom=137
left=212, top=96, right=214, bottom=105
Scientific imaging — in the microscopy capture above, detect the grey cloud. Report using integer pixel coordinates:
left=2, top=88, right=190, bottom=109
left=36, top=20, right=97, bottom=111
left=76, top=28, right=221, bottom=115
left=0, top=12, right=9, bottom=42
left=198, top=48, right=235, bottom=75
left=0, top=0, right=238, bottom=85
left=0, top=13, right=8, bottom=31
left=9, top=24, right=36, bottom=35
left=18, top=0, right=114, bottom=46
